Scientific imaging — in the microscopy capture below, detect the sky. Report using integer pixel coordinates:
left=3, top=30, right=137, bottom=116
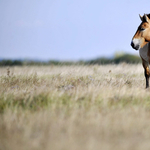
left=0, top=0, right=150, bottom=60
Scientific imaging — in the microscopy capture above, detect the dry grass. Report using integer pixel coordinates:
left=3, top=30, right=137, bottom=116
left=0, top=64, right=150, bottom=150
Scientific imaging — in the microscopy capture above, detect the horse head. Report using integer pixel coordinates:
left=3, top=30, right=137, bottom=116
left=131, top=14, right=150, bottom=50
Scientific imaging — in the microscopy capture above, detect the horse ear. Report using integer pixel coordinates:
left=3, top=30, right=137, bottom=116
left=139, top=14, right=143, bottom=21
left=143, top=14, right=149, bottom=22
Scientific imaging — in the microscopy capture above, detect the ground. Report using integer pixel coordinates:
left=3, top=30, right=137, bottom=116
left=0, top=64, right=150, bottom=150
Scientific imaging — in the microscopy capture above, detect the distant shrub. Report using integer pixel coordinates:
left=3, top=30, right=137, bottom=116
left=113, top=54, right=141, bottom=64
left=86, top=57, right=113, bottom=65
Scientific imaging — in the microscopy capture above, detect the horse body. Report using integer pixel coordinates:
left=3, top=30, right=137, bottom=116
left=139, top=42, right=150, bottom=62
left=131, top=14, right=150, bottom=88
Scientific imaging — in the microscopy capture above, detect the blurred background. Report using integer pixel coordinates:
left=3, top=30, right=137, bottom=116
left=0, top=0, right=150, bottom=64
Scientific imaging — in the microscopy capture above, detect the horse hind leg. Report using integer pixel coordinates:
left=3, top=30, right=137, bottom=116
left=142, top=58, right=150, bottom=88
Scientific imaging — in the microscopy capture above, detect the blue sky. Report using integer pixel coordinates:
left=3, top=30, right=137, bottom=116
left=0, top=0, right=150, bottom=60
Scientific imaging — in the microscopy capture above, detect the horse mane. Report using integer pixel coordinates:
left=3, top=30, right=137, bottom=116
left=146, top=14, right=150, bottom=19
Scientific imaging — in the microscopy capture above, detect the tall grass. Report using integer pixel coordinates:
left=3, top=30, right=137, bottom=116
left=0, top=64, right=150, bottom=150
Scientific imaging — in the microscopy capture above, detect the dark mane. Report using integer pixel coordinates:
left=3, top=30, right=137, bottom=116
left=146, top=14, right=150, bottom=19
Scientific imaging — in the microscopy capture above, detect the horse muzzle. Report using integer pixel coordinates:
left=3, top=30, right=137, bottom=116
left=131, top=41, right=140, bottom=50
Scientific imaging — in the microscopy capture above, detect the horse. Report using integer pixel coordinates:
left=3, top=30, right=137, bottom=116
left=131, top=14, right=150, bottom=88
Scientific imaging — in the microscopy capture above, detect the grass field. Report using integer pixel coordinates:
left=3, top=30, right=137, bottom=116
left=1, top=64, right=150, bottom=150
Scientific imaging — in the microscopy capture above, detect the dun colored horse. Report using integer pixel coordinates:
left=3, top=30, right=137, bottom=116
left=131, top=14, right=150, bottom=88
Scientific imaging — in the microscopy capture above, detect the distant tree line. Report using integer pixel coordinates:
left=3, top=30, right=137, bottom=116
left=87, top=53, right=141, bottom=64
left=0, top=60, right=23, bottom=66
left=0, top=53, right=141, bottom=66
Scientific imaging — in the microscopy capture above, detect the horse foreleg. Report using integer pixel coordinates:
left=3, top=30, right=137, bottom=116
left=145, top=67, right=149, bottom=88
left=142, top=58, right=150, bottom=88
